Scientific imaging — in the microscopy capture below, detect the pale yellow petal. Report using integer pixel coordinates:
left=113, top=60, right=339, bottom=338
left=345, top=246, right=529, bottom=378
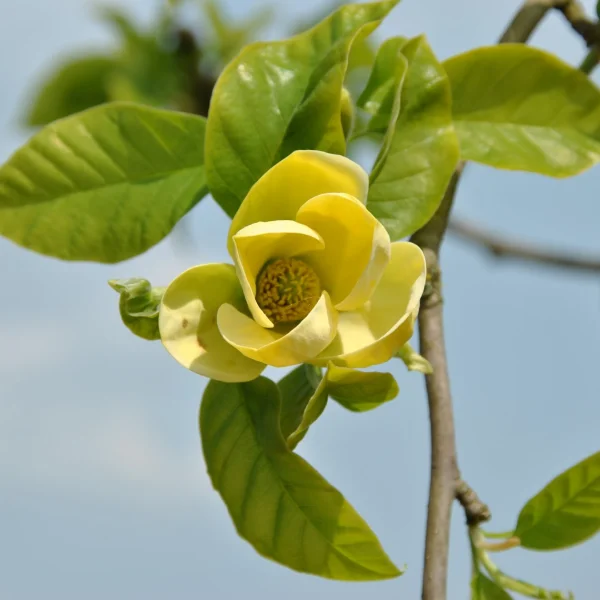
left=159, top=264, right=265, bottom=382
left=227, top=150, right=368, bottom=256
left=311, top=242, right=426, bottom=368
left=217, top=292, right=338, bottom=367
left=295, top=193, right=391, bottom=310
left=232, top=220, right=325, bottom=328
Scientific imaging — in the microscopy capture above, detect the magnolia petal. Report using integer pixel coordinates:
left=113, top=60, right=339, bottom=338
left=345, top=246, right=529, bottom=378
left=296, top=193, right=391, bottom=310
left=312, top=242, right=426, bottom=368
left=232, top=220, right=325, bottom=328
left=159, top=264, right=265, bottom=383
left=227, top=150, right=368, bottom=257
left=217, top=291, right=338, bottom=367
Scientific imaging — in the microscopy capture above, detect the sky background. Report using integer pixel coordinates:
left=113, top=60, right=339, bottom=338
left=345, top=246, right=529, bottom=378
left=1, top=0, right=599, bottom=598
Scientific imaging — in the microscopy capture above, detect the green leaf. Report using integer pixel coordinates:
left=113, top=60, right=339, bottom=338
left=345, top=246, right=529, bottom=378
left=396, top=342, right=433, bottom=374
left=472, top=573, right=513, bottom=600
left=444, top=45, right=600, bottom=177
left=200, top=377, right=402, bottom=580
left=206, top=0, right=399, bottom=217
left=0, top=102, right=208, bottom=263
left=357, top=37, right=408, bottom=132
left=25, top=56, right=116, bottom=126
left=108, top=278, right=164, bottom=341
left=515, top=451, right=600, bottom=550
left=327, top=364, right=398, bottom=412
left=277, top=365, right=328, bottom=449
left=367, top=35, right=459, bottom=240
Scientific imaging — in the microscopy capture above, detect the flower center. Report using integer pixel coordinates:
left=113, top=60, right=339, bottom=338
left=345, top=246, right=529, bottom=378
left=256, top=257, right=321, bottom=324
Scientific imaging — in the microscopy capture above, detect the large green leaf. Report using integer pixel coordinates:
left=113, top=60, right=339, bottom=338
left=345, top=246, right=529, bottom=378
left=0, top=103, right=207, bottom=262
left=108, top=278, right=164, bottom=341
left=367, top=36, right=459, bottom=240
left=444, top=45, right=600, bottom=177
left=515, top=451, right=600, bottom=550
left=327, top=364, right=398, bottom=412
left=25, top=56, right=116, bottom=126
left=206, top=0, right=399, bottom=217
left=200, top=377, right=402, bottom=580
left=471, top=574, right=513, bottom=600
left=277, top=365, right=328, bottom=450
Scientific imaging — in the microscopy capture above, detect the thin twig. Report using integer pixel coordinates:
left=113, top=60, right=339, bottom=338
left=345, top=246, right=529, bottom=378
left=555, top=0, right=600, bottom=47
left=499, top=1, right=599, bottom=48
left=449, top=219, right=600, bottom=274
left=498, top=0, right=557, bottom=43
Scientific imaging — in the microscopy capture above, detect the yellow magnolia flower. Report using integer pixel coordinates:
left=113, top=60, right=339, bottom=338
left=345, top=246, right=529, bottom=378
left=159, top=150, right=426, bottom=383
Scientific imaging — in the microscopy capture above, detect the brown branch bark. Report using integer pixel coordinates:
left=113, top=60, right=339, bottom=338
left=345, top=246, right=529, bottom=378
left=411, top=166, right=465, bottom=600
left=448, top=219, right=600, bottom=274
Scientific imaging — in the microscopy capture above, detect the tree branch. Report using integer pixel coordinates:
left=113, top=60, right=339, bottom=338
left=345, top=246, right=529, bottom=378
left=448, top=219, right=600, bottom=274
left=411, top=2, right=575, bottom=597
left=498, top=1, right=599, bottom=46
left=411, top=165, right=464, bottom=600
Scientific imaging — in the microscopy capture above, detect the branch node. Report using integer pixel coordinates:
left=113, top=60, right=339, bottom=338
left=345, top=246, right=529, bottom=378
left=456, top=480, right=492, bottom=526
left=555, top=0, right=600, bottom=47
left=421, top=261, right=443, bottom=309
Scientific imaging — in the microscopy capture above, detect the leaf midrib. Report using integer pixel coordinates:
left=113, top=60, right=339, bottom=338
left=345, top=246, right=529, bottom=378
left=518, top=467, right=600, bottom=536
left=215, top=398, right=395, bottom=577
left=263, top=444, right=395, bottom=578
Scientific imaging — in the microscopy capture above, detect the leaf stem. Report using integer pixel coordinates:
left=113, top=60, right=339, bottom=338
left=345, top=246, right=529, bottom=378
left=477, top=537, right=521, bottom=552
left=579, top=45, right=600, bottom=74
left=470, top=528, right=573, bottom=600
left=481, top=529, right=516, bottom=540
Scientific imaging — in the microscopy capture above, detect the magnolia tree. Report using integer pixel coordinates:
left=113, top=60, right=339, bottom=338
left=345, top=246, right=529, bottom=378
left=3, top=1, right=600, bottom=599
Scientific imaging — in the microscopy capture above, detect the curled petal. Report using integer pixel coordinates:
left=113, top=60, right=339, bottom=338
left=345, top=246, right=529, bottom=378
left=296, top=193, right=391, bottom=310
left=159, top=264, right=265, bottom=382
left=227, top=150, right=368, bottom=257
left=312, top=242, right=426, bottom=368
left=232, top=220, right=325, bottom=328
left=217, top=292, right=338, bottom=367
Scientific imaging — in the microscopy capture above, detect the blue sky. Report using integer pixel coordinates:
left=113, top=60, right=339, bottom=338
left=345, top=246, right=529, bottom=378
left=1, top=0, right=599, bottom=598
